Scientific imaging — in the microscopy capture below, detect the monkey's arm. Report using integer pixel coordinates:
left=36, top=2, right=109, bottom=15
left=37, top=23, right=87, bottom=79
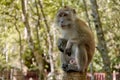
left=58, top=38, right=72, bottom=56
left=64, top=39, right=80, bottom=56
left=57, top=38, right=67, bottom=52
left=57, top=38, right=70, bottom=66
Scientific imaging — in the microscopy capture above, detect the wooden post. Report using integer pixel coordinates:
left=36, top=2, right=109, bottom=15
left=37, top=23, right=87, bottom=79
left=62, top=72, right=87, bottom=80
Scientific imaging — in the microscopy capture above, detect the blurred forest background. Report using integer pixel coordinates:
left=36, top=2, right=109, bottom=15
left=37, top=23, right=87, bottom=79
left=0, top=0, right=120, bottom=80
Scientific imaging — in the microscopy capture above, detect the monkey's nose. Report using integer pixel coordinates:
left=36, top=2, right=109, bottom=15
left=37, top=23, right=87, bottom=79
left=61, top=20, right=64, bottom=23
left=60, top=19, right=64, bottom=23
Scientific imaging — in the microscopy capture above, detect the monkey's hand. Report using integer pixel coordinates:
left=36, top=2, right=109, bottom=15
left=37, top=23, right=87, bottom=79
left=57, top=38, right=67, bottom=52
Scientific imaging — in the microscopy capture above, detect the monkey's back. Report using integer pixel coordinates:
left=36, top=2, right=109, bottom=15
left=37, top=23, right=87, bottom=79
left=77, top=19, right=95, bottom=65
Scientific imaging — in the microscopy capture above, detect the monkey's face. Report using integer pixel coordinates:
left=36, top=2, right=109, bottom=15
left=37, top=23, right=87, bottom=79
left=56, top=6, right=76, bottom=29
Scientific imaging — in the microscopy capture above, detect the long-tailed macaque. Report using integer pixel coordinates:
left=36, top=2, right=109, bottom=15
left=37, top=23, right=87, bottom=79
left=56, top=6, right=95, bottom=73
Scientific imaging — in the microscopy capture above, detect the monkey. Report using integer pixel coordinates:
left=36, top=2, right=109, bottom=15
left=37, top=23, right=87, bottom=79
left=56, top=6, right=95, bottom=73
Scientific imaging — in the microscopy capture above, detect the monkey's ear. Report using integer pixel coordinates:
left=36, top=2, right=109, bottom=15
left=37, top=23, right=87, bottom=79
left=73, top=9, right=76, bottom=14
left=64, top=5, right=67, bottom=8
left=64, top=5, right=69, bottom=8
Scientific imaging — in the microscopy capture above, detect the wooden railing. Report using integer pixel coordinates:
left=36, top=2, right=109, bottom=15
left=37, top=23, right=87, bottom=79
left=0, top=71, right=120, bottom=80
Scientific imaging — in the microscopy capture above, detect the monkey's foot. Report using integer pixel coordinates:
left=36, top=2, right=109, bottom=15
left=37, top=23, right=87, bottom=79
left=78, top=68, right=86, bottom=74
left=79, top=70, right=84, bottom=74
left=62, top=64, right=78, bottom=72
left=62, top=64, right=68, bottom=71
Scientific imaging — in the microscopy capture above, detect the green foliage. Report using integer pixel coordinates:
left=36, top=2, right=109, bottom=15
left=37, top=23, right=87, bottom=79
left=0, top=54, right=11, bottom=71
left=0, top=0, right=120, bottom=73
left=22, top=48, right=39, bottom=71
left=0, top=54, right=6, bottom=71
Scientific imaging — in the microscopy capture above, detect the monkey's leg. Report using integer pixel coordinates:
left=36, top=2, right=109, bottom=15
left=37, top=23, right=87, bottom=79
left=75, top=45, right=88, bottom=73
left=63, top=45, right=88, bottom=73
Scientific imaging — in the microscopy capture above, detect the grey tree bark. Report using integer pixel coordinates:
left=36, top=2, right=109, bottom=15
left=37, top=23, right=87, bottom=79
left=90, top=0, right=112, bottom=80
left=14, top=21, right=23, bottom=71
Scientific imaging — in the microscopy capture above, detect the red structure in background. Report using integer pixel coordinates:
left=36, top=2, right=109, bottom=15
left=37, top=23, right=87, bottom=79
left=24, top=71, right=39, bottom=80
left=87, top=72, right=120, bottom=80
left=94, top=73, right=105, bottom=80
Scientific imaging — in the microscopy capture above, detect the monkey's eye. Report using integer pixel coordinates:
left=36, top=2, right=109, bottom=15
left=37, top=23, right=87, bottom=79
left=63, top=13, right=68, bottom=17
left=58, top=13, right=68, bottom=17
left=58, top=14, right=62, bottom=17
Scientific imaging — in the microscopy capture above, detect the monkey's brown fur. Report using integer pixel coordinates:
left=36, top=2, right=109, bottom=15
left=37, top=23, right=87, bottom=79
left=56, top=6, right=95, bottom=73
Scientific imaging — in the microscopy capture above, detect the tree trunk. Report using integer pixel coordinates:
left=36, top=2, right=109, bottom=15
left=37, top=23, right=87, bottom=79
left=90, top=0, right=112, bottom=80
left=38, top=0, right=55, bottom=78
left=62, top=72, right=87, bottom=80
left=21, top=0, right=45, bottom=80
left=15, top=22, right=23, bottom=71
left=82, top=0, right=92, bottom=30
left=21, top=0, right=34, bottom=51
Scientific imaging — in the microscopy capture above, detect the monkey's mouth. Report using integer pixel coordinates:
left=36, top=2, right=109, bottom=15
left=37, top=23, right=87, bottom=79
left=61, top=24, right=71, bottom=28
left=61, top=25, right=66, bottom=28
